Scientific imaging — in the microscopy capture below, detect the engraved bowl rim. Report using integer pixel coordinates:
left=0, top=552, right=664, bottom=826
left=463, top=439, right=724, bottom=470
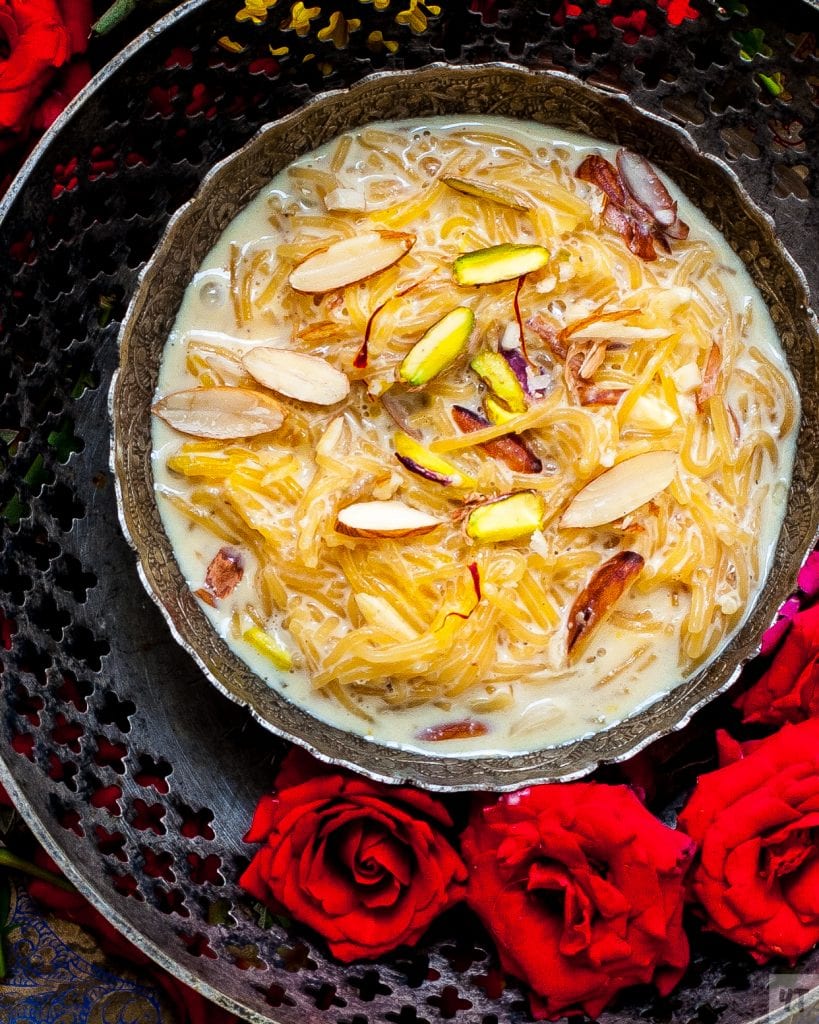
left=111, top=61, right=819, bottom=793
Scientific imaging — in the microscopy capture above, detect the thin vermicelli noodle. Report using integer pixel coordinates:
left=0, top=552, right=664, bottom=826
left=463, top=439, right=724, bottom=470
left=152, top=117, right=799, bottom=749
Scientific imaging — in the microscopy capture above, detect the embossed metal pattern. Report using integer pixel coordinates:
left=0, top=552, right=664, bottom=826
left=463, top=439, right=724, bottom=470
left=1, top=1, right=819, bottom=1022
left=113, top=62, right=819, bottom=792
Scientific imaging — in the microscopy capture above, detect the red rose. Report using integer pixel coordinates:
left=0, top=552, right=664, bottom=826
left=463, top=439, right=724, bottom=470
left=678, top=719, right=819, bottom=963
left=240, top=750, right=467, bottom=961
left=0, top=0, right=93, bottom=150
left=734, top=600, right=819, bottom=727
left=461, top=783, right=694, bottom=1020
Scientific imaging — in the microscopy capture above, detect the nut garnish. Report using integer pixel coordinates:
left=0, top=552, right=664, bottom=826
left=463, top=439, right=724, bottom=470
left=453, top=243, right=549, bottom=286
left=567, top=551, right=645, bottom=658
left=242, top=348, right=350, bottom=406
left=152, top=387, right=285, bottom=439
left=243, top=626, right=293, bottom=671
left=442, top=176, right=530, bottom=212
left=204, top=546, right=244, bottom=601
left=696, top=342, right=722, bottom=411
left=561, top=450, right=678, bottom=529
left=336, top=500, right=443, bottom=538
left=470, top=351, right=527, bottom=413
left=398, top=306, right=474, bottom=387
left=288, top=230, right=415, bottom=293
left=466, top=491, right=546, bottom=543
left=417, top=720, right=489, bottom=741
left=452, top=406, right=542, bottom=474
left=394, top=432, right=476, bottom=489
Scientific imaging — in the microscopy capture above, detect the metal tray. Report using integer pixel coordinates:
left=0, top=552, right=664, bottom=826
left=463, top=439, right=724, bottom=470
left=1, top=1, right=818, bottom=1021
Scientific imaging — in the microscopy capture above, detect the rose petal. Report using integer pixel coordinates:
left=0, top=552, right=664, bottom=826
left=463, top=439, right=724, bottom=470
left=798, top=551, right=819, bottom=599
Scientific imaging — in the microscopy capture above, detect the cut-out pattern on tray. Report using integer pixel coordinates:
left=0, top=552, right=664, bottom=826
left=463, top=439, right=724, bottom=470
left=1, top=0, right=818, bottom=1021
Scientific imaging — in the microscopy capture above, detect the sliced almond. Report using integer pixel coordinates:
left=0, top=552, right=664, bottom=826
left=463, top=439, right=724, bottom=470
left=567, top=551, right=644, bottom=657
left=568, top=323, right=671, bottom=342
left=242, top=348, right=350, bottom=406
left=442, top=176, right=530, bottom=213
left=288, top=230, right=415, bottom=293
left=561, top=450, right=678, bottom=528
left=562, top=308, right=636, bottom=341
left=336, top=500, right=442, bottom=538
left=152, top=387, right=285, bottom=439
left=354, top=593, right=417, bottom=640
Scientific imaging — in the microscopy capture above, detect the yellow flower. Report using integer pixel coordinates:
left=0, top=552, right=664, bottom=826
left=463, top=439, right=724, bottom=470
left=367, top=29, right=399, bottom=53
left=283, top=1, right=322, bottom=35
left=218, top=35, right=248, bottom=52
left=395, top=0, right=441, bottom=33
left=235, top=0, right=278, bottom=25
left=318, top=11, right=362, bottom=49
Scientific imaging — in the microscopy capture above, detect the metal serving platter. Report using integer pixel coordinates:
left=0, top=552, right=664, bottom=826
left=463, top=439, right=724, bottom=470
left=1, top=0, right=818, bottom=1021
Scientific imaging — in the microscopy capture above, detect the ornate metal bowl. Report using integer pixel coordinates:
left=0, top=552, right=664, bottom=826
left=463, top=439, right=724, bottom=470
left=111, top=62, right=819, bottom=792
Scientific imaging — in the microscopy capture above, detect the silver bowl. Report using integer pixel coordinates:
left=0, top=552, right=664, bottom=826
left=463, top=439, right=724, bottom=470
left=111, top=63, right=819, bottom=792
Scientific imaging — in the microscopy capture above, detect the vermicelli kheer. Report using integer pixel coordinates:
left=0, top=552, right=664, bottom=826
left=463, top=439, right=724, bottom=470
left=151, top=116, right=799, bottom=754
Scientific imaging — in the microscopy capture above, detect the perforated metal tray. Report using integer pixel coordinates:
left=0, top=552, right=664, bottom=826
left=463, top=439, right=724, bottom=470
left=1, top=1, right=818, bottom=1021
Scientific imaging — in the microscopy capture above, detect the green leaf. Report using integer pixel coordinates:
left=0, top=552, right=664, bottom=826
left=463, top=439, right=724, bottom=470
left=22, top=455, right=48, bottom=488
left=71, top=371, right=97, bottom=400
left=206, top=898, right=234, bottom=926
left=0, top=849, right=76, bottom=892
left=47, top=421, right=82, bottom=464
left=97, top=294, right=117, bottom=329
left=1, top=494, right=28, bottom=528
left=733, top=27, right=771, bottom=60
left=92, top=0, right=139, bottom=35
left=759, top=71, right=785, bottom=97
left=0, top=875, right=11, bottom=933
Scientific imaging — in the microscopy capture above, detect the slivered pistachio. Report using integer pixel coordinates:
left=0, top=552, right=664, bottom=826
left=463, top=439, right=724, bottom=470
left=394, top=432, right=476, bottom=489
left=561, top=450, right=678, bottom=528
left=152, top=387, right=285, bottom=439
left=242, top=348, right=350, bottom=406
left=567, top=551, right=644, bottom=658
left=398, top=306, right=474, bottom=386
left=466, top=491, right=546, bottom=543
left=243, top=626, right=293, bottom=671
left=453, top=243, right=549, bottom=286
left=470, top=351, right=527, bottom=413
left=484, top=395, right=519, bottom=426
left=288, top=230, right=415, bottom=293
left=442, top=177, right=530, bottom=212
left=336, top=500, right=443, bottom=538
